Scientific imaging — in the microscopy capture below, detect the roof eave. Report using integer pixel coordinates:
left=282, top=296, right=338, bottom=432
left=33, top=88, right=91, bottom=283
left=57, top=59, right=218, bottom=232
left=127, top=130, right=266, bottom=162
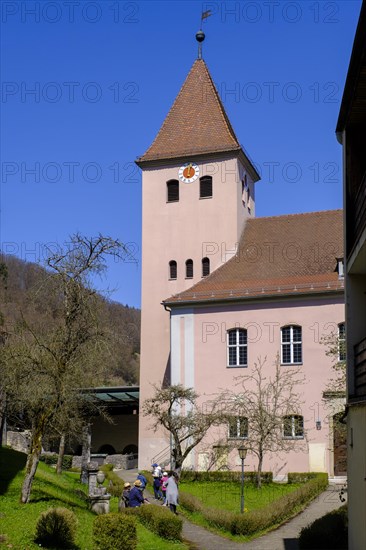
left=163, top=287, right=344, bottom=308
left=136, top=147, right=260, bottom=182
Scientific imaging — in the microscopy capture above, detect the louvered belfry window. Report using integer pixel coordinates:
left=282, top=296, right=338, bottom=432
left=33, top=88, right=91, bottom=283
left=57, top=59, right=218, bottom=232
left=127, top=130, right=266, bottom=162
left=186, top=259, right=193, bottom=278
left=167, top=180, right=179, bottom=202
left=200, top=176, right=213, bottom=198
left=169, top=260, right=177, bottom=279
left=202, top=257, right=210, bottom=277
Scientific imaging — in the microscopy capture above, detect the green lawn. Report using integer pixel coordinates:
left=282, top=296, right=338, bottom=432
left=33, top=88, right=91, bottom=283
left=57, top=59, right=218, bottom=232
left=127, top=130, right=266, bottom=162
left=0, top=447, right=188, bottom=549
left=179, top=480, right=302, bottom=513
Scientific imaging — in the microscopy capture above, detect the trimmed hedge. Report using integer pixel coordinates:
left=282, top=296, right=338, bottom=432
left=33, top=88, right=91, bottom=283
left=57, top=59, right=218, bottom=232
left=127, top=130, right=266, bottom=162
left=100, top=464, right=124, bottom=497
left=288, top=472, right=319, bottom=484
left=180, top=473, right=329, bottom=536
left=299, top=505, right=347, bottom=549
left=93, top=513, right=137, bottom=550
left=39, top=453, right=73, bottom=471
left=180, top=470, right=273, bottom=484
left=124, top=505, right=183, bottom=541
left=35, top=507, right=77, bottom=548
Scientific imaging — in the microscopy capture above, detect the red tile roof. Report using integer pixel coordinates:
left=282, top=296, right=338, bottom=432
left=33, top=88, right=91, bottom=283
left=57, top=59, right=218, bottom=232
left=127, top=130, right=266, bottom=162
left=136, top=59, right=257, bottom=175
left=165, top=210, right=344, bottom=305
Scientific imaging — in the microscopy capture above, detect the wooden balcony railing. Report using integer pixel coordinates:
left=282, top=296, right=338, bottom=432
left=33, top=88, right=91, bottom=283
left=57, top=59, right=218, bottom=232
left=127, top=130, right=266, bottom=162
left=354, top=336, right=366, bottom=397
left=354, top=171, right=366, bottom=244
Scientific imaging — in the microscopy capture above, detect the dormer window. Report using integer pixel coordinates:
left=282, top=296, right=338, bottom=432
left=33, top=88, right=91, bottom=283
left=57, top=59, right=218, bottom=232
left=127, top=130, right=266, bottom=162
left=167, top=180, right=179, bottom=202
left=200, top=176, right=212, bottom=198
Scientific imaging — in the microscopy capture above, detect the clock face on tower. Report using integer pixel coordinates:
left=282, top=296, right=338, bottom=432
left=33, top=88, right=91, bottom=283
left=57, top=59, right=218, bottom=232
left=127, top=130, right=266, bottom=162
left=178, top=162, right=200, bottom=183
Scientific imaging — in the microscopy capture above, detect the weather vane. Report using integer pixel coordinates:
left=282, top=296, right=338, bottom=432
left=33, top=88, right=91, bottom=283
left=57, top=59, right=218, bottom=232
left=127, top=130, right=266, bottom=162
left=196, top=9, right=212, bottom=60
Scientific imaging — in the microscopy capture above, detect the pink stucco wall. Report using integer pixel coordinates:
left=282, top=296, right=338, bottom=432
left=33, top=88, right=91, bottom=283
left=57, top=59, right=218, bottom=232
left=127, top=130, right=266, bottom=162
left=172, top=294, right=344, bottom=476
left=139, top=156, right=254, bottom=467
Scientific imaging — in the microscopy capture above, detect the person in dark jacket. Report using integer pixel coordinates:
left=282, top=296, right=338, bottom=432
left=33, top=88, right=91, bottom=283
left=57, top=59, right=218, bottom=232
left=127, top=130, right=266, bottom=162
left=118, top=482, right=131, bottom=511
left=129, top=480, right=149, bottom=507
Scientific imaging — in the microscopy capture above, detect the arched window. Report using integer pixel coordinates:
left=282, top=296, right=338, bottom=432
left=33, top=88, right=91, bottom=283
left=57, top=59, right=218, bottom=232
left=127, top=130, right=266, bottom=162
left=200, top=176, right=213, bottom=198
left=169, top=260, right=177, bottom=280
left=186, top=259, right=193, bottom=279
left=281, top=325, right=302, bottom=364
left=227, top=328, right=247, bottom=367
left=228, top=416, right=248, bottom=439
left=202, top=257, right=210, bottom=277
left=283, top=415, right=304, bottom=439
left=338, top=322, right=346, bottom=361
left=167, top=179, right=179, bottom=202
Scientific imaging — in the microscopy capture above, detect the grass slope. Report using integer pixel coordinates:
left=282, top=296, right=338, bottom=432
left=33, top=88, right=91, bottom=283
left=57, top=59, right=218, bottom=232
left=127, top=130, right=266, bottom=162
left=0, top=447, right=187, bottom=549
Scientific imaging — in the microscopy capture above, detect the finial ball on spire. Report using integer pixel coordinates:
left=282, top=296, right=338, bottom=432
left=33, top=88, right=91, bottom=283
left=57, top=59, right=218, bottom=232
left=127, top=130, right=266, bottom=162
left=196, top=30, right=205, bottom=43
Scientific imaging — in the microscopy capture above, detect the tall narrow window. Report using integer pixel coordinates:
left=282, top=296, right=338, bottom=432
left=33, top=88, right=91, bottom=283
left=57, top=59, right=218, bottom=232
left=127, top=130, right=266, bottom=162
left=186, top=259, right=193, bottom=279
left=283, top=415, right=304, bottom=439
left=338, top=323, right=346, bottom=361
left=169, top=260, right=177, bottom=280
left=228, top=416, right=248, bottom=439
left=202, top=257, right=210, bottom=277
left=281, top=325, right=302, bottom=364
left=167, top=180, right=179, bottom=202
left=227, top=328, right=247, bottom=367
left=200, top=176, right=213, bottom=198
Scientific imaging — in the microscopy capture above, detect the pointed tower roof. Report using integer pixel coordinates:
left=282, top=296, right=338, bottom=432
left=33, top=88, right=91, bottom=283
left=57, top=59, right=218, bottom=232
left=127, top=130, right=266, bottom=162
left=136, top=59, right=259, bottom=179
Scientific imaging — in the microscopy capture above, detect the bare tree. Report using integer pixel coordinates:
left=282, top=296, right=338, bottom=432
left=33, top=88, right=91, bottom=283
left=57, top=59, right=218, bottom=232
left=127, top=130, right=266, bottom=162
left=2, top=234, right=127, bottom=503
left=142, top=384, right=222, bottom=473
left=224, top=356, right=305, bottom=488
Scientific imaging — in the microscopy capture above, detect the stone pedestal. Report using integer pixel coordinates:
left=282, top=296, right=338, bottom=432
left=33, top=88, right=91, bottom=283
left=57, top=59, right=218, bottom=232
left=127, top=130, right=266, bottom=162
left=87, top=464, right=111, bottom=514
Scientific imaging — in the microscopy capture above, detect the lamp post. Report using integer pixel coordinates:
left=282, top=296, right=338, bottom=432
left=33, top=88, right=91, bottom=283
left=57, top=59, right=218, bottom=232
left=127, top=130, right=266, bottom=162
left=238, top=446, right=247, bottom=514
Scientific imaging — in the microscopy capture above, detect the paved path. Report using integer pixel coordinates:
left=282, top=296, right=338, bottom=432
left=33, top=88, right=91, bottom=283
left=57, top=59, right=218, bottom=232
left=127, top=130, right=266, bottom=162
left=116, top=469, right=344, bottom=550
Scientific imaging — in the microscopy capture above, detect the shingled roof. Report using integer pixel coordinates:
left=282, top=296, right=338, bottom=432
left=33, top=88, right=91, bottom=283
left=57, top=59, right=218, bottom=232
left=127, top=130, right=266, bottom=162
left=136, top=59, right=258, bottom=178
left=165, top=210, right=344, bottom=305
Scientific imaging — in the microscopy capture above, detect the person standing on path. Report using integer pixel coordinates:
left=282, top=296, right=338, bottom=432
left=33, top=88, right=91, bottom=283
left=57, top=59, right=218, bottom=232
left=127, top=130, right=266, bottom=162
left=166, top=471, right=179, bottom=514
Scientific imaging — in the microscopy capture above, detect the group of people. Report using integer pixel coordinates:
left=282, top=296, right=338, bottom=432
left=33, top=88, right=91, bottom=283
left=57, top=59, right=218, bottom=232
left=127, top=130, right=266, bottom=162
left=119, top=464, right=179, bottom=515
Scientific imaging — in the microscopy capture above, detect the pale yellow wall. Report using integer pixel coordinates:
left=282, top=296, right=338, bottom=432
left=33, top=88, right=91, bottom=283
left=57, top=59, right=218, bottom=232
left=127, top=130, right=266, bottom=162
left=348, top=405, right=366, bottom=550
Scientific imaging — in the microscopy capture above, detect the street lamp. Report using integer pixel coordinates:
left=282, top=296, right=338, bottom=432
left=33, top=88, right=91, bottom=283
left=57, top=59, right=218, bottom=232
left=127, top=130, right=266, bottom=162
left=238, top=446, right=247, bottom=513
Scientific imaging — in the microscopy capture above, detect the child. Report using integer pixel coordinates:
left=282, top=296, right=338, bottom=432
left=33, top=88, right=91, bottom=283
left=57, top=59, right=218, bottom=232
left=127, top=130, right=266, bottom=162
left=160, top=471, right=169, bottom=505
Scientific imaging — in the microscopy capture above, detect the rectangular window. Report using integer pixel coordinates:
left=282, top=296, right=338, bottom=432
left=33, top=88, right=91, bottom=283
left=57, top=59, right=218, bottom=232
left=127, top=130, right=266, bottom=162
left=281, top=326, right=302, bottom=364
left=283, top=415, right=304, bottom=439
left=227, top=329, right=247, bottom=367
left=228, top=416, right=248, bottom=439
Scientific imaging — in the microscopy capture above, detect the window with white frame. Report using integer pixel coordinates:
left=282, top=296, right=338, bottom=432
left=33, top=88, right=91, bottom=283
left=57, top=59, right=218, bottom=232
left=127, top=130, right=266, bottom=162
left=281, top=325, right=302, bottom=364
left=283, top=415, right=304, bottom=439
left=338, top=322, right=346, bottom=361
left=227, top=328, right=247, bottom=367
left=228, top=416, right=248, bottom=439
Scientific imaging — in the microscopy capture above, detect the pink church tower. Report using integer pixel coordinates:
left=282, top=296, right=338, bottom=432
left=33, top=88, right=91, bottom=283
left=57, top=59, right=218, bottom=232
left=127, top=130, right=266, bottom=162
left=136, top=33, right=260, bottom=468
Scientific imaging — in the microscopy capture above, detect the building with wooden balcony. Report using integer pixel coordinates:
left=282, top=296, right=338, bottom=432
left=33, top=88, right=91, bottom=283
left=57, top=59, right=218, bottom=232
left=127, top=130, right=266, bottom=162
left=336, top=1, right=366, bottom=547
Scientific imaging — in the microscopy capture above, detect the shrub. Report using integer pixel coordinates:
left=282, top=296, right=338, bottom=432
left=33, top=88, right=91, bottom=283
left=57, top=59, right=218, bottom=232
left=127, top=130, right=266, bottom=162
left=35, top=507, right=78, bottom=548
left=39, top=453, right=73, bottom=471
left=124, top=505, right=183, bottom=540
left=93, top=513, right=137, bottom=550
left=299, top=505, right=347, bottom=549
left=180, top=470, right=273, bottom=484
left=100, top=464, right=124, bottom=497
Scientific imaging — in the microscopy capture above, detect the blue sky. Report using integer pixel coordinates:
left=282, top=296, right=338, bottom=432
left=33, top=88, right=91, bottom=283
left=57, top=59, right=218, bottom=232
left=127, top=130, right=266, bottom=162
left=1, top=0, right=362, bottom=307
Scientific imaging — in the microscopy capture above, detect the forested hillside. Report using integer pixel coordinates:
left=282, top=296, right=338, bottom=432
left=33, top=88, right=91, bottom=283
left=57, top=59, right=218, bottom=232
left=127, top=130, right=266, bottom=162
left=0, top=255, right=140, bottom=385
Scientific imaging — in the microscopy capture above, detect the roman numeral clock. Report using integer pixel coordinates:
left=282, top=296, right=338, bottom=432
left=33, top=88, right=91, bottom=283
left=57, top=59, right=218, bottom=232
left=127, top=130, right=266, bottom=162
left=178, top=162, right=200, bottom=183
